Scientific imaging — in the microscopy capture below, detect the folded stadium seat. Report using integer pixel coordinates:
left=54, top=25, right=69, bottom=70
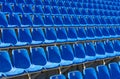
left=64, top=1, right=70, bottom=7
left=104, top=17, right=113, bottom=26
left=59, top=7, right=68, bottom=14
left=56, top=28, right=68, bottom=42
left=115, top=28, right=120, bottom=37
left=8, top=14, right=21, bottom=27
left=23, top=4, right=33, bottom=14
left=2, top=3, right=13, bottom=14
left=99, top=16, right=107, bottom=26
left=79, top=8, right=87, bottom=15
left=109, top=62, right=120, bottom=79
left=6, top=0, right=16, bottom=3
left=0, top=13, right=8, bottom=27
left=78, top=16, right=87, bottom=26
left=68, top=71, right=83, bottom=79
left=73, top=44, right=86, bottom=64
left=83, top=68, right=98, bottom=79
left=67, top=7, right=75, bottom=15
left=31, top=28, right=45, bottom=44
left=21, top=14, right=33, bottom=27
left=33, top=14, right=44, bottom=27
left=97, top=65, right=111, bottom=79
left=86, top=9, right=93, bottom=15
left=101, top=28, right=111, bottom=39
left=34, top=5, right=43, bottom=14
left=92, top=9, right=100, bottom=16
left=53, top=15, right=63, bottom=26
left=45, top=46, right=61, bottom=69
left=43, top=15, right=54, bottom=27
left=94, top=28, right=103, bottom=39
left=108, top=28, right=117, bottom=38
left=44, top=28, right=57, bottom=43
left=95, top=42, right=107, bottom=59
left=16, top=0, right=25, bottom=4
left=50, top=0, right=57, bottom=6
left=0, top=51, right=24, bottom=77
left=111, top=17, right=120, bottom=26
left=60, top=45, right=74, bottom=66
left=76, top=3, right=82, bottom=8
left=42, top=0, right=50, bottom=5
left=30, top=48, right=47, bottom=71
left=76, top=28, right=87, bottom=40
left=13, top=4, right=24, bottom=14
left=12, top=49, right=44, bottom=73
left=85, top=16, right=94, bottom=26
left=25, top=0, right=34, bottom=4
left=104, top=41, right=116, bottom=57
left=74, top=8, right=81, bottom=15
left=86, top=28, right=96, bottom=40
left=51, top=6, right=60, bottom=15
left=84, top=43, right=96, bottom=61
left=50, top=74, right=66, bottom=79
left=70, top=2, right=77, bottom=7
left=62, top=15, right=72, bottom=26
left=57, top=1, right=64, bottom=6
left=112, top=40, right=120, bottom=56
left=67, top=28, right=78, bottom=42
left=43, top=6, right=51, bottom=14
left=92, top=16, right=101, bottom=26
left=18, top=28, right=32, bottom=45
left=70, top=15, right=80, bottom=26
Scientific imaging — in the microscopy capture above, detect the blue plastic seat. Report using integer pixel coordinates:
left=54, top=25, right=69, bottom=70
left=18, top=29, right=32, bottom=45
left=12, top=49, right=44, bottom=73
left=85, top=16, right=94, bottom=26
left=99, top=16, right=107, bottom=26
left=78, top=16, right=87, bottom=26
left=57, top=1, right=64, bottom=6
left=86, top=28, right=95, bottom=40
left=8, top=14, right=21, bottom=27
left=43, top=6, right=51, bottom=14
left=76, top=28, right=87, bottom=40
left=16, top=0, right=25, bottom=3
left=51, top=6, right=60, bottom=15
left=50, top=0, right=57, bottom=6
left=13, top=4, right=23, bottom=14
left=30, top=48, right=47, bottom=72
left=84, top=43, right=96, bottom=61
left=108, top=28, right=117, bottom=38
left=67, top=7, right=75, bottom=14
left=68, top=71, right=83, bottom=79
left=80, top=8, right=87, bottom=15
left=64, top=1, right=70, bottom=7
left=0, top=51, right=24, bottom=77
left=0, top=13, right=8, bottom=27
left=73, top=44, right=86, bottom=64
left=43, top=15, right=54, bottom=26
left=6, top=0, right=16, bottom=3
left=92, top=16, right=101, bottom=26
left=62, top=15, right=72, bottom=26
left=70, top=15, right=80, bottom=26
left=53, top=15, right=63, bottom=26
left=34, top=0, right=42, bottom=5
left=70, top=2, right=77, bottom=7
left=33, top=14, right=44, bottom=27
left=109, top=62, right=120, bottom=79
left=59, top=7, right=68, bottom=14
left=94, top=28, right=103, bottom=39
left=115, top=28, right=120, bottom=36
left=2, top=3, right=13, bottom=13
left=67, top=28, right=78, bottom=42
left=31, top=28, right=45, bottom=45
left=102, top=28, right=110, bottom=39
left=95, top=42, right=107, bottom=59
left=25, top=0, right=34, bottom=4
left=97, top=65, right=111, bottom=79
left=34, top=5, right=43, bottom=14
left=42, top=0, right=50, bottom=5
left=44, top=28, right=57, bottom=43
left=112, top=40, right=120, bottom=56
left=21, top=14, right=33, bottom=27
left=23, top=4, right=33, bottom=14
left=50, top=74, right=66, bottom=79
left=45, top=46, right=61, bottom=69
left=104, top=41, right=116, bottom=57
left=56, top=28, right=68, bottom=42
left=74, top=8, right=81, bottom=15
left=83, top=68, right=98, bottom=79
left=60, top=45, right=74, bottom=66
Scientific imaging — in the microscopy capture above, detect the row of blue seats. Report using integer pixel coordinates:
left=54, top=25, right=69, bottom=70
left=50, top=62, right=120, bottom=79
left=1, top=27, right=120, bottom=47
left=1, top=4, right=120, bottom=16
left=0, top=40, right=120, bottom=78
left=1, top=13, right=120, bottom=27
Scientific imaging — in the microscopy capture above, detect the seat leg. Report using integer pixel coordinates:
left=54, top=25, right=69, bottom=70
left=58, top=67, right=62, bottom=74
left=27, top=73, right=31, bottom=79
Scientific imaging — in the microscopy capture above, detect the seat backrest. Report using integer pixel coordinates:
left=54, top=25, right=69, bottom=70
left=0, top=13, right=8, bottom=27
left=23, top=4, right=33, bottom=13
left=102, top=28, right=110, bottom=36
left=68, top=71, right=83, bottom=79
left=43, top=6, right=51, bottom=14
left=104, top=41, right=114, bottom=54
left=34, top=5, right=43, bottom=14
left=51, top=6, right=60, bottom=14
left=84, top=68, right=98, bottom=79
left=2, top=3, right=12, bottom=13
left=0, top=51, right=12, bottom=72
left=53, top=15, right=63, bottom=26
left=67, top=28, right=78, bottom=39
left=18, top=28, right=32, bottom=43
left=2, top=29, right=18, bottom=44
left=97, top=65, right=110, bottom=79
left=33, top=14, right=44, bottom=26
left=12, top=49, right=31, bottom=69
left=108, top=28, right=116, bottom=35
left=78, top=16, right=87, bottom=24
left=60, top=45, right=74, bottom=60
left=43, top=15, right=54, bottom=26
left=94, top=28, right=103, bottom=37
left=113, top=40, right=120, bottom=52
left=109, top=62, right=120, bottom=79
left=46, top=46, right=61, bottom=63
left=73, top=44, right=86, bottom=58
left=30, top=47, right=47, bottom=65
left=59, top=7, right=68, bottom=14
left=77, top=28, right=87, bottom=38
left=70, top=15, right=80, bottom=25
left=86, top=28, right=95, bottom=37
left=13, top=4, right=23, bottom=13
left=62, top=15, right=72, bottom=25
left=50, top=74, right=66, bottom=79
